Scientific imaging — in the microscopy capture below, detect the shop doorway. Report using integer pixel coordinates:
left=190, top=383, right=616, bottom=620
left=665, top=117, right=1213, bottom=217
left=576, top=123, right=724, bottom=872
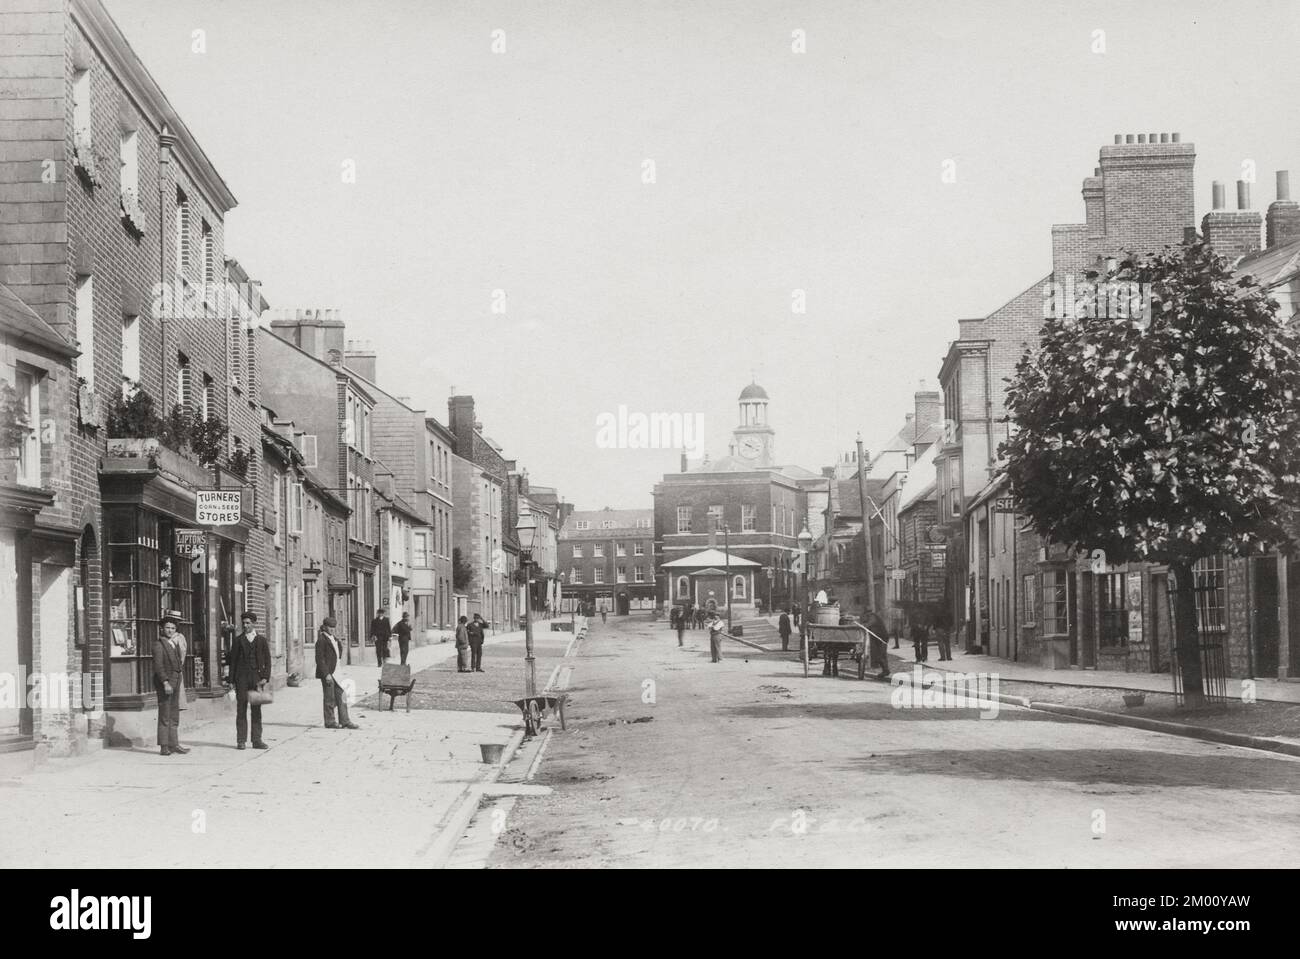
left=1253, top=557, right=1280, bottom=678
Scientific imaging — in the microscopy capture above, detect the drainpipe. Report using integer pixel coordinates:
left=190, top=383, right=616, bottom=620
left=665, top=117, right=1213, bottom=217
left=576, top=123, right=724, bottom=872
left=158, top=127, right=173, bottom=417
left=984, top=349, right=994, bottom=474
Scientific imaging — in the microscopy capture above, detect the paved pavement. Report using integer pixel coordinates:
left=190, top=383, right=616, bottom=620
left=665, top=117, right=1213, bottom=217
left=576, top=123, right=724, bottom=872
left=741, top=615, right=1300, bottom=703
left=0, top=628, right=554, bottom=868
left=487, top=614, right=1300, bottom=868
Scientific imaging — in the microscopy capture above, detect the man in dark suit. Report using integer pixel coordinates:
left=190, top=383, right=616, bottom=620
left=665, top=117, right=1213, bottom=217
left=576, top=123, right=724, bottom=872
left=370, top=607, right=391, bottom=667
left=228, top=611, right=272, bottom=750
left=778, top=609, right=792, bottom=652
left=467, top=613, right=486, bottom=672
left=315, top=616, right=359, bottom=729
left=152, top=616, right=189, bottom=756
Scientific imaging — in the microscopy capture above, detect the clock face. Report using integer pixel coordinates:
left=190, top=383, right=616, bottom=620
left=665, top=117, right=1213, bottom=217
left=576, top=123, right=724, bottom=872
left=738, top=436, right=763, bottom=459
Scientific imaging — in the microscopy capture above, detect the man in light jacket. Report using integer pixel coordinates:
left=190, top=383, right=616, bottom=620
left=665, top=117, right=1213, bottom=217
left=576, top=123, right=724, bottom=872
left=315, top=617, right=359, bottom=730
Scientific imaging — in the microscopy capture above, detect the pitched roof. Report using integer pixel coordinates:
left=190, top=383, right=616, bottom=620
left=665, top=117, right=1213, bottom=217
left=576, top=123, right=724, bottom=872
left=1236, top=238, right=1300, bottom=290
left=0, top=283, right=76, bottom=357
left=662, top=548, right=761, bottom=568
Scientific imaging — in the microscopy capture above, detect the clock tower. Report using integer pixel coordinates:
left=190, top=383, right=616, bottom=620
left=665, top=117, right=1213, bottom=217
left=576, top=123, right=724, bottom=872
left=732, top=381, right=775, bottom=467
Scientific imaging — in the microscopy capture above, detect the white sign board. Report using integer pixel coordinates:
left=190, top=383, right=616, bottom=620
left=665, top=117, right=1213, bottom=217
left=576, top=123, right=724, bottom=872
left=197, top=490, right=242, bottom=525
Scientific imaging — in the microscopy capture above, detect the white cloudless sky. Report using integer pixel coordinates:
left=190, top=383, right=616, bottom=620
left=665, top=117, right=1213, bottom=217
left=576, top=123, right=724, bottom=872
left=105, top=0, right=1300, bottom=508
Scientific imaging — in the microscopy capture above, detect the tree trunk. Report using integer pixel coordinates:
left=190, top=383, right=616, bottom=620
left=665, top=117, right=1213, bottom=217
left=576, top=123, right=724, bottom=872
left=1169, top=560, right=1206, bottom=706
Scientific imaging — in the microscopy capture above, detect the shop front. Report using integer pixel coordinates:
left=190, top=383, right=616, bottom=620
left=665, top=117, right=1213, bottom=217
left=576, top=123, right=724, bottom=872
left=99, top=458, right=251, bottom=746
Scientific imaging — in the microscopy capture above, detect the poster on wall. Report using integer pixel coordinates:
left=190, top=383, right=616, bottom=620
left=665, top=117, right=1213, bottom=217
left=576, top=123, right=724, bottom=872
left=1126, top=571, right=1144, bottom=645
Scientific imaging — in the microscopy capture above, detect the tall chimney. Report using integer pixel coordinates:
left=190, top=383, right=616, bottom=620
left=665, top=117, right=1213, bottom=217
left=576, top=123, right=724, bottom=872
left=1097, top=132, right=1196, bottom=254
left=447, top=395, right=476, bottom=457
left=1266, top=170, right=1300, bottom=249
left=1202, top=179, right=1262, bottom=264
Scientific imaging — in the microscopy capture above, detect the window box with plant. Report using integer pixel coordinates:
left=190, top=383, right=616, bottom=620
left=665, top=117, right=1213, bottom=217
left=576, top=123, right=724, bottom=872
left=105, top=387, right=230, bottom=485
left=120, top=186, right=144, bottom=238
left=72, top=126, right=100, bottom=188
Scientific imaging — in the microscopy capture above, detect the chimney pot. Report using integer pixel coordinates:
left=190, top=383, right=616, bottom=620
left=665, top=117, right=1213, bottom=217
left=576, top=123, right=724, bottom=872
left=1160, top=133, right=1169, bottom=143
left=1238, top=180, right=1251, bottom=210
left=1113, top=134, right=1122, bottom=144
left=1137, top=134, right=1146, bottom=144
left=1172, top=132, right=1180, bottom=143
left=1125, top=134, right=1135, bottom=144
left=1212, top=181, right=1226, bottom=210
left=1094, top=167, right=1101, bottom=176
left=1148, top=132, right=1158, bottom=143
left=1278, top=170, right=1291, bottom=202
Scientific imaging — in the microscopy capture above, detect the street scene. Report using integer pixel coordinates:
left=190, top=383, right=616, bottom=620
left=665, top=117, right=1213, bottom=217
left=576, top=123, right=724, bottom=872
left=2, top=0, right=1300, bottom=895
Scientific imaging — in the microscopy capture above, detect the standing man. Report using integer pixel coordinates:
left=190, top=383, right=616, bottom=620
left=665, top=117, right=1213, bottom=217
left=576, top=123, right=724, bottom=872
left=370, top=607, right=391, bottom=667
left=707, top=610, right=726, bottom=663
left=675, top=607, right=686, bottom=647
left=910, top=617, right=929, bottom=663
left=600, top=606, right=607, bottom=624
left=228, top=612, right=271, bottom=750
left=866, top=608, right=891, bottom=680
left=468, top=613, right=486, bottom=673
left=778, top=608, right=792, bottom=652
left=152, top=616, right=189, bottom=756
left=316, top=616, right=360, bottom=729
left=393, top=611, right=413, bottom=665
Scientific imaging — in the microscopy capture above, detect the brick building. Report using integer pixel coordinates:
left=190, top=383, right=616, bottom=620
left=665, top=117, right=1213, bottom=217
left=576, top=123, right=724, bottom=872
left=447, top=394, right=518, bottom=630
left=938, top=132, right=1200, bottom=668
left=260, top=314, right=380, bottom=660
left=1, top=0, right=266, bottom=756
left=340, top=344, right=456, bottom=639
left=654, top=383, right=817, bottom=613
left=451, top=451, right=506, bottom=627
left=0, top=283, right=79, bottom=756
left=558, top=508, right=655, bottom=614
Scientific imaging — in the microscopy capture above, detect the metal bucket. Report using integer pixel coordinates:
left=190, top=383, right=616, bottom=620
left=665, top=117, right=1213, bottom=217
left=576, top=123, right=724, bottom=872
left=479, top=743, right=506, bottom=764
left=814, top=604, right=841, bottom=626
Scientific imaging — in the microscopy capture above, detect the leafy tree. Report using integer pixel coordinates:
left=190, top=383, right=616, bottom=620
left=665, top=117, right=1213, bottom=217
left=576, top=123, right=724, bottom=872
left=1002, top=240, right=1300, bottom=702
left=452, top=546, right=474, bottom=592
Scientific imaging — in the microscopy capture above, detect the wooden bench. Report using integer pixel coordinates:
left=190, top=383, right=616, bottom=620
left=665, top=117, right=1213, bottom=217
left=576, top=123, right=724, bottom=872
left=378, top=664, right=417, bottom=712
left=509, top=693, right=569, bottom=737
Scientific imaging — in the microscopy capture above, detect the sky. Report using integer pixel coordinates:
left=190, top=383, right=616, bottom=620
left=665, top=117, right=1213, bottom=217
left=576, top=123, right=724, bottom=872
left=105, top=0, right=1300, bottom=509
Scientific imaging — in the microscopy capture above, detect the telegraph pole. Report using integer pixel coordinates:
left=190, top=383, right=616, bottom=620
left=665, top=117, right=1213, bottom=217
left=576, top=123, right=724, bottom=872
left=855, top=434, right=874, bottom=614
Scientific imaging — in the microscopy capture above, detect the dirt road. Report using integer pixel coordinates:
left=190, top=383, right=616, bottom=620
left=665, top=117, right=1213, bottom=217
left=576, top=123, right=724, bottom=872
left=487, top=614, right=1300, bottom=868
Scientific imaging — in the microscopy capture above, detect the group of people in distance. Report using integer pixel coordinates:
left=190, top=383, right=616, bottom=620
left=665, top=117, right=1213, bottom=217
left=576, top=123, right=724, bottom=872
left=668, top=604, right=728, bottom=661
left=368, top=607, right=414, bottom=667
left=454, top=613, right=488, bottom=672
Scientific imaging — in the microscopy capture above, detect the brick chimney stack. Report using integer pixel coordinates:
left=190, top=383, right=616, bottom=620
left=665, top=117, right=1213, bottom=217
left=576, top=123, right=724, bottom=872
left=447, top=394, right=476, bottom=458
left=1201, top=179, right=1262, bottom=263
left=1266, top=170, right=1300, bottom=249
left=344, top=338, right=376, bottom=383
left=1097, top=132, right=1195, bottom=252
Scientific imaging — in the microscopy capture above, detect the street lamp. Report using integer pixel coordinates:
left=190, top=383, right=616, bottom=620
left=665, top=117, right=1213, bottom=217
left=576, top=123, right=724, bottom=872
left=798, top=526, right=812, bottom=604
left=720, top=522, right=733, bottom=632
left=515, top=512, right=538, bottom=698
